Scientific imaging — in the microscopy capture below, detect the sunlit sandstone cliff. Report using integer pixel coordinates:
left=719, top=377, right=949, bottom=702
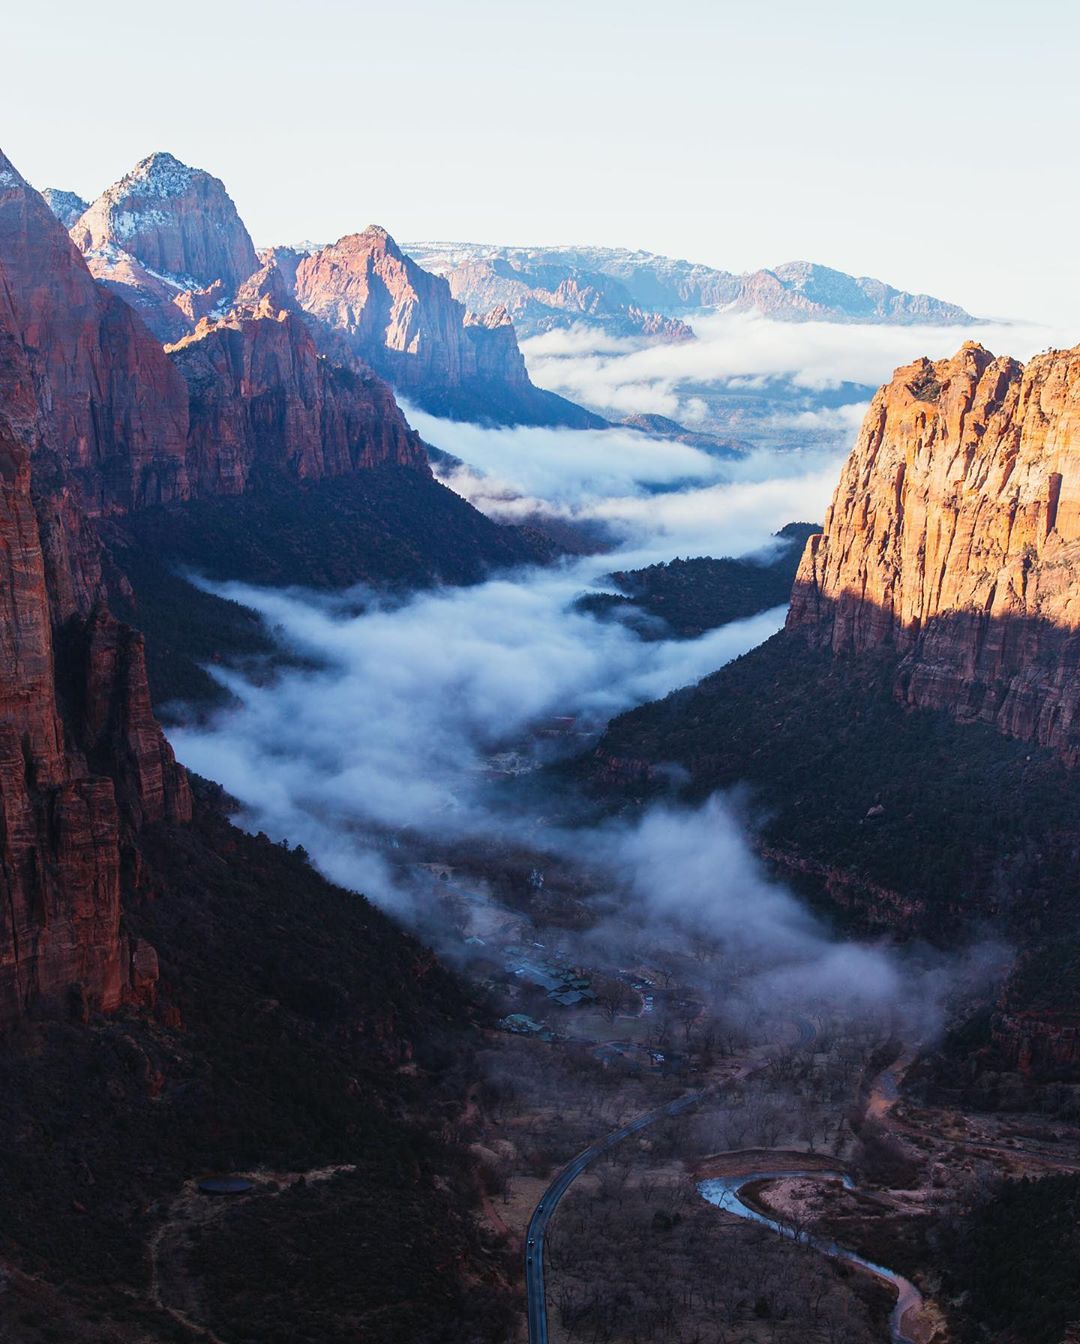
left=788, top=340, right=1080, bottom=759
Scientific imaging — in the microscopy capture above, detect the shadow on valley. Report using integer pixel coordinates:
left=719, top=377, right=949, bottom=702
left=581, top=610, right=1080, bottom=1075
left=105, top=466, right=552, bottom=711
left=574, top=522, right=820, bottom=639
left=0, top=788, right=513, bottom=1344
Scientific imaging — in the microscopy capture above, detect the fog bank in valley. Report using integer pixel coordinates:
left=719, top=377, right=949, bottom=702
left=170, top=400, right=999, bottom=1031
left=518, top=311, right=1076, bottom=431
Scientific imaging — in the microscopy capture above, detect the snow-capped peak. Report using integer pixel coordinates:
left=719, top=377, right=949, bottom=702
left=121, top=152, right=197, bottom=200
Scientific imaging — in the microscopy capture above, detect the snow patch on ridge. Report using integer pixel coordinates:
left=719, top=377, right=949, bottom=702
left=122, top=152, right=197, bottom=199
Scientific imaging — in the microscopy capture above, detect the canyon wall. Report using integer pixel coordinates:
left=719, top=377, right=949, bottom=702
left=170, top=297, right=430, bottom=495
left=0, top=140, right=545, bottom=1025
left=0, top=151, right=191, bottom=515
left=788, top=340, right=1080, bottom=760
left=0, top=149, right=191, bottom=1023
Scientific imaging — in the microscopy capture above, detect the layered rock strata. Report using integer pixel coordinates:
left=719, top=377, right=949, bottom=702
left=788, top=341, right=1080, bottom=759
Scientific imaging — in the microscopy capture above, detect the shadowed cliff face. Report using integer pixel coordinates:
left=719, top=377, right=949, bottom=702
left=0, top=150, right=192, bottom=516
left=788, top=340, right=1080, bottom=760
left=0, top=148, right=196, bottom=1022
left=168, top=298, right=432, bottom=494
left=0, top=377, right=190, bottom=1022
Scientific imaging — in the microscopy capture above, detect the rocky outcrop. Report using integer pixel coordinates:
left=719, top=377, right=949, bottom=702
left=67, top=152, right=256, bottom=341
left=0, top=150, right=191, bottom=515
left=295, top=227, right=491, bottom=389
left=463, top=304, right=529, bottom=383
left=71, top=151, right=258, bottom=294
left=992, top=1009, right=1080, bottom=1077
left=292, top=228, right=605, bottom=427
left=738, top=261, right=974, bottom=324
left=416, top=251, right=695, bottom=341
left=40, top=188, right=87, bottom=228
left=168, top=297, right=430, bottom=495
left=788, top=341, right=1080, bottom=759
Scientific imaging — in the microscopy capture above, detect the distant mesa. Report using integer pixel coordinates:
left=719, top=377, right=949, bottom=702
left=403, top=242, right=697, bottom=342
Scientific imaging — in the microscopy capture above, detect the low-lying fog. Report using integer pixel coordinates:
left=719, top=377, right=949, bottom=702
left=518, top=310, right=1073, bottom=432
left=173, top=426, right=830, bottom=908
left=170, top=317, right=1016, bottom=1030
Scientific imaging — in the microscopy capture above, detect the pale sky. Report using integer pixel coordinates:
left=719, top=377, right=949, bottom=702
left=5, top=0, right=1079, bottom=327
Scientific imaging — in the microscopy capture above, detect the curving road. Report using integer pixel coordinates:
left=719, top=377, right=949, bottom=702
left=524, top=1015, right=816, bottom=1343
left=524, top=1087, right=706, bottom=1344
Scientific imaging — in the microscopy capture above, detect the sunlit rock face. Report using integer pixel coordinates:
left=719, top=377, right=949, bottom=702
left=292, top=228, right=604, bottom=427
left=71, top=151, right=258, bottom=295
left=66, top=151, right=259, bottom=342
left=789, top=341, right=1080, bottom=759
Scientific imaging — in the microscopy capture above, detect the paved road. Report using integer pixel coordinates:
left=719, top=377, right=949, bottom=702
left=524, top=1086, right=706, bottom=1344
left=524, top=1014, right=817, bottom=1343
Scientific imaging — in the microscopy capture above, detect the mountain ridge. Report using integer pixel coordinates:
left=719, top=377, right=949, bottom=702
left=406, top=240, right=977, bottom=335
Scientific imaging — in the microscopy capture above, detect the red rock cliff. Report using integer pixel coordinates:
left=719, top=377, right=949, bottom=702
left=788, top=341, right=1080, bottom=759
left=70, top=152, right=258, bottom=296
left=0, top=384, right=190, bottom=1023
left=0, top=151, right=191, bottom=515
left=0, top=148, right=191, bottom=1024
left=168, top=296, right=431, bottom=494
left=291, top=227, right=604, bottom=427
left=294, top=226, right=484, bottom=390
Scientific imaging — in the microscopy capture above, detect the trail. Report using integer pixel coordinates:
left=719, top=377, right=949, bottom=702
left=148, top=1163, right=356, bottom=1339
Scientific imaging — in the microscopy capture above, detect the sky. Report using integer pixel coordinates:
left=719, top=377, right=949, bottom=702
left=5, top=0, right=1080, bottom=327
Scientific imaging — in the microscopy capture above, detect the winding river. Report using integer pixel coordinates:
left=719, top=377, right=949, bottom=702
left=698, top=1169, right=923, bottom=1344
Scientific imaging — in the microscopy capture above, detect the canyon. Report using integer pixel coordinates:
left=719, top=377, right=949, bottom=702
left=8, top=129, right=1080, bottom=1344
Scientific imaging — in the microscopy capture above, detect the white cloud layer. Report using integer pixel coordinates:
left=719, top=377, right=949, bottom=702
left=169, top=360, right=1011, bottom=1025
left=519, top=311, right=1078, bottom=430
left=406, top=404, right=841, bottom=564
